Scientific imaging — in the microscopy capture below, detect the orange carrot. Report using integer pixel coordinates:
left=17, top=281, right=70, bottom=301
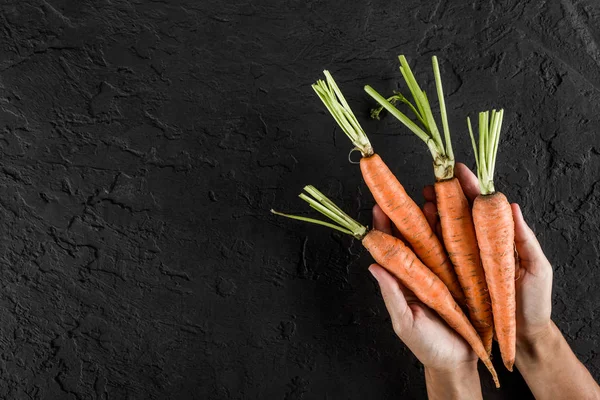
left=360, top=154, right=464, bottom=304
left=435, top=179, right=493, bottom=354
left=364, top=230, right=497, bottom=386
left=312, top=71, right=466, bottom=306
left=271, top=186, right=500, bottom=388
left=468, top=109, right=516, bottom=371
left=366, top=56, right=493, bottom=354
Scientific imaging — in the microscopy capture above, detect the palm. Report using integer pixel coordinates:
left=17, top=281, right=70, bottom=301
left=408, top=303, right=476, bottom=368
left=370, top=204, right=476, bottom=371
left=515, top=250, right=553, bottom=340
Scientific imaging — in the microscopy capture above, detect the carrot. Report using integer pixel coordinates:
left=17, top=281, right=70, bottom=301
left=271, top=186, right=500, bottom=388
left=365, top=56, right=494, bottom=354
left=360, top=154, right=464, bottom=302
left=468, top=109, right=516, bottom=371
left=311, top=72, right=466, bottom=306
left=434, top=179, right=493, bottom=354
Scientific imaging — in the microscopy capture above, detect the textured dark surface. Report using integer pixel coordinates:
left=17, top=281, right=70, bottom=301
left=0, top=0, right=599, bottom=399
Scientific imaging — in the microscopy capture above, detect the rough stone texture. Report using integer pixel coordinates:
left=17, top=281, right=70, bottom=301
left=0, top=0, right=599, bottom=399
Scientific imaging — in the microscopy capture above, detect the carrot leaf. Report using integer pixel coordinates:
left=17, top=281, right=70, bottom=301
left=271, top=185, right=367, bottom=239
left=312, top=71, right=373, bottom=157
left=365, top=55, right=455, bottom=181
left=467, top=117, right=479, bottom=171
left=432, top=56, right=453, bottom=161
left=270, top=210, right=355, bottom=236
left=468, top=109, right=505, bottom=195
left=370, top=92, right=426, bottom=126
left=364, top=85, right=432, bottom=145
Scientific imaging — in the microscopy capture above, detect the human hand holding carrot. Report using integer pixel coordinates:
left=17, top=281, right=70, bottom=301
left=430, top=163, right=600, bottom=399
left=369, top=204, right=484, bottom=399
left=272, top=185, right=498, bottom=391
left=274, top=54, right=599, bottom=398
left=437, top=163, right=553, bottom=348
left=427, top=163, right=552, bottom=351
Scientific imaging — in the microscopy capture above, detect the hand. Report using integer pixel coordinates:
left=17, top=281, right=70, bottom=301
left=447, top=163, right=553, bottom=346
left=449, top=164, right=600, bottom=399
left=368, top=206, right=477, bottom=372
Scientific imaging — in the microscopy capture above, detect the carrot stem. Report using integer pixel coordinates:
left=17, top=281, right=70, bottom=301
left=491, top=110, right=504, bottom=177
left=365, top=55, right=455, bottom=181
left=312, top=72, right=373, bottom=157
left=399, top=56, right=444, bottom=148
left=364, top=86, right=433, bottom=146
left=271, top=185, right=367, bottom=239
left=271, top=210, right=355, bottom=236
left=467, top=117, right=479, bottom=171
left=371, top=92, right=426, bottom=127
left=432, top=56, right=453, bottom=162
left=468, top=109, right=505, bottom=195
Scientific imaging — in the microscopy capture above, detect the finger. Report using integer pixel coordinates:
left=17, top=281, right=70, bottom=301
left=387, top=271, right=419, bottom=304
left=398, top=282, right=419, bottom=305
left=423, top=185, right=436, bottom=203
left=511, top=203, right=552, bottom=277
left=373, top=204, right=392, bottom=235
left=422, top=202, right=438, bottom=231
left=455, top=163, right=480, bottom=203
left=514, top=244, right=523, bottom=281
left=369, top=264, right=415, bottom=337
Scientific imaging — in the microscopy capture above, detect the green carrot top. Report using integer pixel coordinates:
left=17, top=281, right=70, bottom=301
left=467, top=109, right=505, bottom=195
left=364, top=55, right=454, bottom=181
left=271, top=185, right=367, bottom=240
left=312, top=71, right=373, bottom=158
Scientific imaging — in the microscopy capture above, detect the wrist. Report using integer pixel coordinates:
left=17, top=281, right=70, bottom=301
left=516, top=321, right=558, bottom=364
left=425, top=361, right=482, bottom=400
left=514, top=320, right=600, bottom=399
left=425, top=359, right=479, bottom=377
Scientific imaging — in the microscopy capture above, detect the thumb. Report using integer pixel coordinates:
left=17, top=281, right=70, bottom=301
left=369, top=264, right=414, bottom=340
left=511, top=203, right=552, bottom=278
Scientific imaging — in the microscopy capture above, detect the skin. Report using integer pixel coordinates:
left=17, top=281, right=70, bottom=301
left=362, top=230, right=498, bottom=387
left=369, top=162, right=600, bottom=399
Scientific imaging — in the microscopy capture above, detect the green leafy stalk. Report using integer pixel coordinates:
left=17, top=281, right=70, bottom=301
left=271, top=185, right=367, bottom=239
left=398, top=55, right=444, bottom=148
left=467, top=109, right=505, bottom=195
left=364, top=55, right=455, bottom=181
left=312, top=71, right=373, bottom=157
left=371, top=92, right=426, bottom=126
left=364, top=86, right=432, bottom=145
left=432, top=56, right=453, bottom=161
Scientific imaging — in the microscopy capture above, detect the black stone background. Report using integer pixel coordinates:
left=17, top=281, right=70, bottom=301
left=0, top=0, right=599, bottom=399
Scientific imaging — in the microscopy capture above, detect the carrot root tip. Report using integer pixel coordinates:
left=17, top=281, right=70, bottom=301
left=483, top=358, right=500, bottom=388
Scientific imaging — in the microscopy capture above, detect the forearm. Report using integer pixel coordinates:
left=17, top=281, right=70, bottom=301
left=516, top=321, right=600, bottom=400
left=425, top=362, right=482, bottom=400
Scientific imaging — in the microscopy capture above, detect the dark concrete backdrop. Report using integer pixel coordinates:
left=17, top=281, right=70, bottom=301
left=0, top=0, right=599, bottom=399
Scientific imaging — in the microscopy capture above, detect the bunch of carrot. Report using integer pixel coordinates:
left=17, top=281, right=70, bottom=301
left=271, top=55, right=516, bottom=388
